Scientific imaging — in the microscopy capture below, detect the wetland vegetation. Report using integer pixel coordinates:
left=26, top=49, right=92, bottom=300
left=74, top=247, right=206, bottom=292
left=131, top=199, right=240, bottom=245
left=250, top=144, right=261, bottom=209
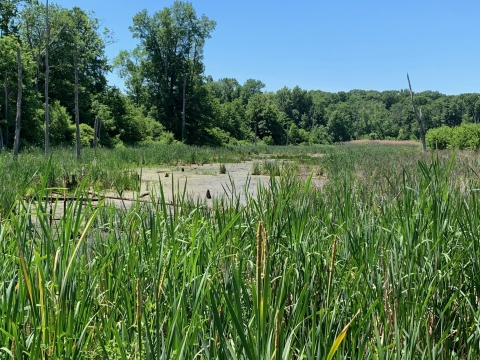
left=1, top=143, right=480, bottom=359
left=2, top=0, right=480, bottom=358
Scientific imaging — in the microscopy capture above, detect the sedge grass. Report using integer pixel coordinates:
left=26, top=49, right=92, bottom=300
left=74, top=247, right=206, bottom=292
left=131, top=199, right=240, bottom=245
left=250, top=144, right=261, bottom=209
left=1, top=145, right=480, bottom=358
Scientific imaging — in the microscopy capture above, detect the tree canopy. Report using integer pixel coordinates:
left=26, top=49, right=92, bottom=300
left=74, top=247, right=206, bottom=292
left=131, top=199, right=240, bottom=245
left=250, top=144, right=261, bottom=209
left=1, top=0, right=479, bottom=152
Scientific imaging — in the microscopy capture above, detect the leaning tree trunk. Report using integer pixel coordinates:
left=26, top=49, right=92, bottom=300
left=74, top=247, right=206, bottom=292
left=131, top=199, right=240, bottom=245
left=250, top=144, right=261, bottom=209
left=13, top=46, right=22, bottom=158
left=44, top=0, right=50, bottom=155
left=73, top=50, right=81, bottom=159
left=407, top=73, right=427, bottom=152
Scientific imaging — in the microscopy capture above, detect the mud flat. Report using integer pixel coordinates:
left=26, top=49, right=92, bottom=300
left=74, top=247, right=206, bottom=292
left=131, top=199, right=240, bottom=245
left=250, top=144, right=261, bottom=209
left=106, top=161, right=325, bottom=207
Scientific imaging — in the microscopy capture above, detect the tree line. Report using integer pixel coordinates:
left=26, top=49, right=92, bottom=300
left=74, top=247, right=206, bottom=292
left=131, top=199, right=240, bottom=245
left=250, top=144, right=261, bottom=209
left=1, top=0, right=479, bottom=152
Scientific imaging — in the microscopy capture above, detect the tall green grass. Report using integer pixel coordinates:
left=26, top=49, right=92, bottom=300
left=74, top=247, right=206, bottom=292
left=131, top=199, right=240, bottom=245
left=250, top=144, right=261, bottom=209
left=1, top=145, right=480, bottom=358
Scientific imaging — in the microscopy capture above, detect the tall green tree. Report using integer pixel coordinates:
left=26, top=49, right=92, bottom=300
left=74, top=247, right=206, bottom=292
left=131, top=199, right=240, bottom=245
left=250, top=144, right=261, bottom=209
left=240, top=79, right=265, bottom=105
left=326, top=102, right=353, bottom=142
left=119, top=1, right=216, bottom=142
left=19, top=3, right=112, bottom=130
left=0, top=34, right=43, bottom=148
left=246, top=93, right=284, bottom=144
left=0, top=0, right=31, bottom=36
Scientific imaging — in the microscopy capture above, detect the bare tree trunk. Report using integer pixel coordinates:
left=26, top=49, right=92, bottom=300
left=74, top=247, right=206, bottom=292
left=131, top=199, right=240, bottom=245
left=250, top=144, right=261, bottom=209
left=13, top=46, right=22, bottom=158
left=73, top=50, right=81, bottom=159
left=44, top=0, right=50, bottom=155
left=93, top=116, right=101, bottom=148
left=254, top=122, right=257, bottom=146
left=93, top=116, right=98, bottom=149
left=407, top=73, right=427, bottom=152
left=182, top=75, right=186, bottom=143
left=3, top=72, right=7, bottom=149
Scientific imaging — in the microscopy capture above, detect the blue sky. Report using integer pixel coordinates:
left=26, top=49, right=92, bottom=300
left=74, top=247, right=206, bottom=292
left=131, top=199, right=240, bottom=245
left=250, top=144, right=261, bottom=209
left=53, top=0, right=480, bottom=95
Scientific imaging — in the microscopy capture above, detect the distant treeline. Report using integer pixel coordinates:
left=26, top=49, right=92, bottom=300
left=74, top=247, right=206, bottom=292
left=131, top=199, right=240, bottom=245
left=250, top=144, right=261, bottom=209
left=1, top=1, right=479, bottom=149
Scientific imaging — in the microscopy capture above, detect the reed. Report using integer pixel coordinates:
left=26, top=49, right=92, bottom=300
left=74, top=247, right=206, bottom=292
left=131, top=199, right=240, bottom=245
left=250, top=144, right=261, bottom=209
left=1, top=145, right=480, bottom=358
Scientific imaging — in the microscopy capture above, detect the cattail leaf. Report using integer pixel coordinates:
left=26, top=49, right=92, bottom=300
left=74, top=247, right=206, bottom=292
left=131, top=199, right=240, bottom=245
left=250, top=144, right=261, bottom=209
left=326, top=309, right=360, bottom=360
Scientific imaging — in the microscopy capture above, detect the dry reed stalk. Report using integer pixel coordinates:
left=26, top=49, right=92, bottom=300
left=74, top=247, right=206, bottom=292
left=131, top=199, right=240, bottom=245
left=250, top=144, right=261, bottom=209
left=262, top=230, right=268, bottom=280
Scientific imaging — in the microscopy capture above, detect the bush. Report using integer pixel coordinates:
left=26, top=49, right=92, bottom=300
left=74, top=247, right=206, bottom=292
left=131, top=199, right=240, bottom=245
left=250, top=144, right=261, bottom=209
left=204, top=127, right=231, bottom=146
left=426, top=123, right=480, bottom=150
left=78, top=123, right=95, bottom=147
left=426, top=126, right=452, bottom=150
left=309, top=125, right=332, bottom=145
left=397, top=128, right=410, bottom=141
left=451, top=123, right=480, bottom=149
left=262, top=135, right=274, bottom=145
left=159, top=131, right=176, bottom=145
left=50, top=100, right=74, bottom=146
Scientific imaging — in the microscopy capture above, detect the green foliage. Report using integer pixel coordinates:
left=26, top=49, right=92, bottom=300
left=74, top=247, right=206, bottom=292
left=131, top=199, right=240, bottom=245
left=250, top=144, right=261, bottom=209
left=5, top=146, right=480, bottom=357
left=288, top=123, right=310, bottom=145
left=3, top=1, right=480, bottom=153
left=247, top=93, right=284, bottom=145
left=262, top=135, right=274, bottom=145
left=0, top=0, right=24, bottom=36
left=49, top=100, right=74, bottom=146
left=158, top=131, right=176, bottom=145
left=19, top=3, right=111, bottom=126
left=450, top=123, right=480, bottom=149
left=0, top=34, right=43, bottom=148
left=119, top=1, right=216, bottom=141
left=251, top=161, right=261, bottom=175
left=326, top=103, right=353, bottom=142
left=204, top=126, right=231, bottom=146
left=427, top=123, right=480, bottom=150
left=309, top=125, right=332, bottom=144
left=426, top=126, right=452, bottom=149
left=78, top=123, right=94, bottom=147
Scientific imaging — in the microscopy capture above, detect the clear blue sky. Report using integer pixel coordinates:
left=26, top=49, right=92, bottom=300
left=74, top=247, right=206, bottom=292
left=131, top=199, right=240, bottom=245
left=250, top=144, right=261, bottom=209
left=53, top=0, right=480, bottom=95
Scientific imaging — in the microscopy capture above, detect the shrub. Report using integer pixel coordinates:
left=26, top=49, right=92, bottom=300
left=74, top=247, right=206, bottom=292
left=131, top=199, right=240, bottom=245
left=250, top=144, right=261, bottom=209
left=451, top=123, right=480, bottom=149
left=427, top=123, right=480, bottom=150
left=262, top=135, right=274, bottom=146
left=50, top=100, right=74, bottom=146
left=78, top=123, right=95, bottom=147
left=159, top=131, right=177, bottom=145
left=309, top=125, right=332, bottom=145
left=205, top=127, right=231, bottom=146
left=426, top=126, right=452, bottom=150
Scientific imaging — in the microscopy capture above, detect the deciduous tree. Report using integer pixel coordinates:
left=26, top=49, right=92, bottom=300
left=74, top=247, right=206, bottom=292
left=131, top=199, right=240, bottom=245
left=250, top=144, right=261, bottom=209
left=119, top=1, right=216, bottom=142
